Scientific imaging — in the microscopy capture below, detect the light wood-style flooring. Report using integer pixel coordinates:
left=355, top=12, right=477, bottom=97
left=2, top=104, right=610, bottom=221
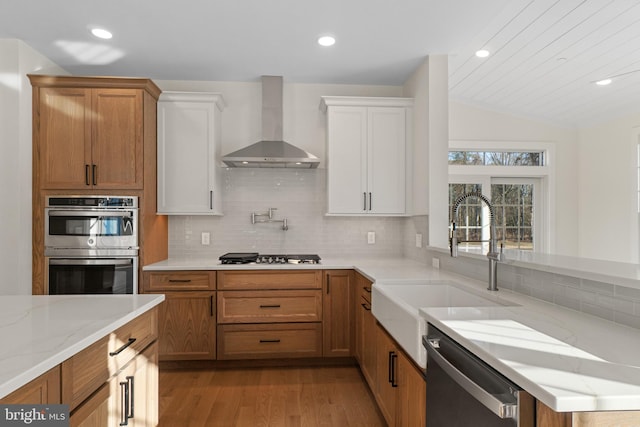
left=158, top=365, right=387, bottom=427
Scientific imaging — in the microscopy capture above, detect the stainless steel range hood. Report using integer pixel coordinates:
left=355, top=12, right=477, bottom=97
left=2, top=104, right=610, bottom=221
left=222, top=76, right=320, bottom=168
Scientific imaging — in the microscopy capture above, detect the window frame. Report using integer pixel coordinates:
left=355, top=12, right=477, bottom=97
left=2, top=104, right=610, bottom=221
left=449, top=140, right=555, bottom=254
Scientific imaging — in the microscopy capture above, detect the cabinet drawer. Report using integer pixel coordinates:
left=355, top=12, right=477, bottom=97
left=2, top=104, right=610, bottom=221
left=108, top=308, right=158, bottom=375
left=62, top=337, right=110, bottom=411
left=217, top=270, right=321, bottom=290
left=143, top=271, right=216, bottom=291
left=217, top=323, right=322, bottom=359
left=218, top=290, right=322, bottom=324
left=63, top=308, right=158, bottom=411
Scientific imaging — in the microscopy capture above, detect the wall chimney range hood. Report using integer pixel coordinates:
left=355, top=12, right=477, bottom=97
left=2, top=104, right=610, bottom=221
left=222, top=76, right=320, bottom=168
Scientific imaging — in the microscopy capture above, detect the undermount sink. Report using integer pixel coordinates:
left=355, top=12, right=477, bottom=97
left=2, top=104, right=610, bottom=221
left=371, top=280, right=515, bottom=368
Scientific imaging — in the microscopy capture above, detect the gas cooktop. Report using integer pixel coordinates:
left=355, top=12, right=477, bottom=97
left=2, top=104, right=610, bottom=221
left=219, top=253, right=321, bottom=265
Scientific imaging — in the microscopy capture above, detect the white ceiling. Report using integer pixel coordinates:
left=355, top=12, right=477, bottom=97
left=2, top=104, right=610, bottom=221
left=2, top=0, right=639, bottom=127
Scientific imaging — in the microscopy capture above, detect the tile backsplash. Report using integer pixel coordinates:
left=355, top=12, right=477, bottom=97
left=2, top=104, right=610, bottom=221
left=430, top=249, right=640, bottom=330
left=169, top=168, right=408, bottom=258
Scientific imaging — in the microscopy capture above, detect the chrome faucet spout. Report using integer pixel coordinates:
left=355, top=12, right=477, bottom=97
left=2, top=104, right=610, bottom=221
left=449, top=192, right=504, bottom=291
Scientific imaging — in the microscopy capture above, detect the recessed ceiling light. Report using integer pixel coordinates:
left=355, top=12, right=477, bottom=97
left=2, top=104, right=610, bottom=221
left=475, top=49, right=490, bottom=58
left=91, top=28, right=113, bottom=40
left=595, top=78, right=612, bottom=86
left=318, top=36, right=336, bottom=47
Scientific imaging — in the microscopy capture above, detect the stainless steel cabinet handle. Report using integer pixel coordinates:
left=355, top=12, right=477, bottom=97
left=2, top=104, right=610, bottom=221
left=119, top=380, right=129, bottom=426
left=126, top=376, right=135, bottom=420
left=47, top=209, right=133, bottom=217
left=50, top=258, right=132, bottom=266
left=109, top=338, right=136, bottom=356
left=424, top=337, right=517, bottom=419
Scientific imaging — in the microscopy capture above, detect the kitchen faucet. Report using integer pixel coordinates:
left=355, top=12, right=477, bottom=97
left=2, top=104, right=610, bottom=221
left=251, top=208, right=288, bottom=231
left=450, top=192, right=504, bottom=291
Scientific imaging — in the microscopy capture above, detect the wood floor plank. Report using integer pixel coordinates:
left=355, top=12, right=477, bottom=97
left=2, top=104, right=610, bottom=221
left=158, top=365, right=386, bottom=427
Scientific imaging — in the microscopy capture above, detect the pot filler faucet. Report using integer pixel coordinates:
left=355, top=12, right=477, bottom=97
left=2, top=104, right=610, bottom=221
left=450, top=192, right=504, bottom=291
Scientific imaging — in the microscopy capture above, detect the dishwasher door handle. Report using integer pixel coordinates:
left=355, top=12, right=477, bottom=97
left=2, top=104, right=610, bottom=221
left=424, top=337, right=517, bottom=419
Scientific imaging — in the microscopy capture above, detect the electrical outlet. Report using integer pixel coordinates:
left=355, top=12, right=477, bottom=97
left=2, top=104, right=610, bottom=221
left=432, top=258, right=440, bottom=269
left=201, top=232, right=210, bottom=245
left=415, top=233, right=423, bottom=248
left=367, top=231, right=376, bottom=244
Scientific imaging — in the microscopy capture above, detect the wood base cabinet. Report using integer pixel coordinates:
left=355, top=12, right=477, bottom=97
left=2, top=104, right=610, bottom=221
left=372, top=320, right=426, bottom=427
left=356, top=273, right=376, bottom=389
left=217, top=270, right=323, bottom=360
left=0, top=367, right=60, bottom=404
left=536, top=401, right=640, bottom=427
left=142, top=271, right=217, bottom=361
left=70, top=342, right=158, bottom=427
left=323, top=270, right=354, bottom=357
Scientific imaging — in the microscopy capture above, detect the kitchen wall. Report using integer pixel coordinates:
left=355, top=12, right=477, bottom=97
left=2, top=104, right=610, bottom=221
left=578, top=114, right=640, bottom=263
left=0, top=39, right=67, bottom=295
left=169, top=168, right=407, bottom=258
left=155, top=79, right=410, bottom=258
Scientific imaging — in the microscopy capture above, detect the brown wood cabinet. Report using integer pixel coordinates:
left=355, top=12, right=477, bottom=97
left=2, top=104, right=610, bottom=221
left=216, top=270, right=324, bottom=360
left=35, top=86, right=143, bottom=190
left=396, top=350, right=426, bottom=427
left=0, top=366, right=61, bottom=404
left=373, top=323, right=427, bottom=427
left=376, top=324, right=399, bottom=426
left=536, top=400, right=640, bottom=427
left=323, top=269, right=354, bottom=357
left=71, top=341, right=158, bottom=427
left=142, top=271, right=216, bottom=361
left=29, top=75, right=168, bottom=295
left=1, top=308, right=159, bottom=426
left=355, top=272, right=376, bottom=389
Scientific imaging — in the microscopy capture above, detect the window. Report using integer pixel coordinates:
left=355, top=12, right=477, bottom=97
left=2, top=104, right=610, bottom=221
left=449, top=142, right=553, bottom=254
left=448, top=150, right=544, bottom=166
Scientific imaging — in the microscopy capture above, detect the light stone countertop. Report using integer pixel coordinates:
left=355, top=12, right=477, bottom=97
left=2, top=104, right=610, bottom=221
left=145, top=255, right=640, bottom=412
left=0, top=294, right=165, bottom=400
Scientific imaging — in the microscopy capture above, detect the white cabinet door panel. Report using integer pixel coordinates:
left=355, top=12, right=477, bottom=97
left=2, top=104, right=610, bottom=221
left=368, top=107, right=406, bottom=214
left=157, top=92, right=224, bottom=215
left=327, top=106, right=368, bottom=214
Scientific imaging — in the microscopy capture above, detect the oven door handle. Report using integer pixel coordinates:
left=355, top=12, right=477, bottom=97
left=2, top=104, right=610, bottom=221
left=424, top=337, right=517, bottom=419
left=49, top=259, right=133, bottom=266
left=47, top=210, right=134, bottom=217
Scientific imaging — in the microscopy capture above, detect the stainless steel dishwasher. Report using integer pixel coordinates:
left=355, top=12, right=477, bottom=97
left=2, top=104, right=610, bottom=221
left=423, top=324, right=534, bottom=427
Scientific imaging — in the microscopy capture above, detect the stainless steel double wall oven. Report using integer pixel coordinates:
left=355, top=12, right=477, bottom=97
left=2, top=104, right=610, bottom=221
left=45, top=196, right=139, bottom=294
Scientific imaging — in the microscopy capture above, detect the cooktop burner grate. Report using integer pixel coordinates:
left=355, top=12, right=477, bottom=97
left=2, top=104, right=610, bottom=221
left=218, top=253, right=321, bottom=265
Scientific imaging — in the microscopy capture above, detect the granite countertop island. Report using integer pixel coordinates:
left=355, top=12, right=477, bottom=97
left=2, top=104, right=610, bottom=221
left=0, top=294, right=164, bottom=399
left=145, top=255, right=640, bottom=413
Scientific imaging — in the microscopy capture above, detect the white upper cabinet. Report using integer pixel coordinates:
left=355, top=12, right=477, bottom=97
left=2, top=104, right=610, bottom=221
left=157, top=92, right=225, bottom=215
left=320, top=97, right=413, bottom=216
